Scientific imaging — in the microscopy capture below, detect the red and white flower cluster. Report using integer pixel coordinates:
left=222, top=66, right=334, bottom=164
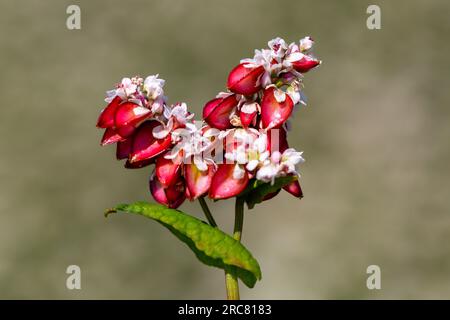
left=97, top=37, right=320, bottom=208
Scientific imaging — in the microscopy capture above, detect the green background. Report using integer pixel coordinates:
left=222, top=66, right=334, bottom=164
left=1, top=0, right=449, bottom=299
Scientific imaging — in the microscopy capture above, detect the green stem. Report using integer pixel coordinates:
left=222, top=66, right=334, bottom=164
left=225, top=197, right=245, bottom=300
left=198, top=197, right=217, bottom=228
left=197, top=196, right=245, bottom=300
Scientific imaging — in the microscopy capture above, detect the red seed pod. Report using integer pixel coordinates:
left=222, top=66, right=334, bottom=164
left=227, top=63, right=265, bottom=95
left=291, top=55, right=320, bottom=73
left=96, top=96, right=122, bottom=128
left=149, top=174, right=186, bottom=209
left=129, top=121, right=172, bottom=163
left=261, top=87, right=294, bottom=129
left=184, top=163, right=215, bottom=200
left=209, top=164, right=249, bottom=200
left=203, top=94, right=238, bottom=130
left=283, top=180, right=303, bottom=198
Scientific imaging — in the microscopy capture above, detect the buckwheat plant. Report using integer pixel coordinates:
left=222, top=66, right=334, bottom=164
left=99, top=37, right=320, bottom=299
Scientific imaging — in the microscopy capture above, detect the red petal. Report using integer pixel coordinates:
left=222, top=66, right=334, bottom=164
left=204, top=94, right=238, bottom=130
left=227, top=63, right=264, bottom=95
left=96, top=96, right=121, bottom=128
left=239, top=110, right=257, bottom=128
left=155, top=155, right=181, bottom=188
left=283, top=180, right=303, bottom=198
left=209, top=164, right=249, bottom=200
left=185, top=164, right=215, bottom=200
left=130, top=121, right=172, bottom=163
left=116, top=138, right=133, bottom=159
left=115, top=102, right=151, bottom=130
left=101, top=127, right=124, bottom=146
left=292, top=56, right=321, bottom=73
left=261, top=87, right=294, bottom=129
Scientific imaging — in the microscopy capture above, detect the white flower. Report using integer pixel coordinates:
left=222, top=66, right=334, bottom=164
left=255, top=148, right=304, bottom=184
left=144, top=74, right=165, bottom=100
left=299, top=36, right=314, bottom=52
left=153, top=103, right=194, bottom=139
left=165, top=122, right=216, bottom=171
left=120, top=77, right=138, bottom=96
left=268, top=37, right=288, bottom=60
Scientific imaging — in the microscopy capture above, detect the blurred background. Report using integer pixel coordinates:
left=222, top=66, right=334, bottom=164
left=1, top=0, right=449, bottom=299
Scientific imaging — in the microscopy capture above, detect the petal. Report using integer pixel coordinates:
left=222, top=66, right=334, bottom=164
left=96, top=96, right=121, bottom=128
left=283, top=180, right=303, bottom=198
left=261, top=87, right=294, bottom=129
left=209, top=164, right=249, bottom=200
left=155, top=155, right=181, bottom=187
left=100, top=127, right=124, bottom=146
left=130, top=121, right=172, bottom=163
left=185, top=163, right=215, bottom=200
left=115, top=102, right=151, bottom=129
left=227, top=63, right=265, bottom=95
left=204, top=94, right=238, bottom=130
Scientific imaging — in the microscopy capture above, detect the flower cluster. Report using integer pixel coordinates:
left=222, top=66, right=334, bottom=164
left=96, top=37, right=320, bottom=208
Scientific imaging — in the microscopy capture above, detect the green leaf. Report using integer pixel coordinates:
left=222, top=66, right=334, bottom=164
left=242, top=176, right=297, bottom=209
left=105, top=202, right=262, bottom=288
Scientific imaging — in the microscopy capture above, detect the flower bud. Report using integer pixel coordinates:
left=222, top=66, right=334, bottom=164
left=227, top=63, right=265, bottom=95
left=261, top=87, right=294, bottom=129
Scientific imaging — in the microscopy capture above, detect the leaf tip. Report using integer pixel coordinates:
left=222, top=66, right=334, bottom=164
left=104, top=208, right=117, bottom=218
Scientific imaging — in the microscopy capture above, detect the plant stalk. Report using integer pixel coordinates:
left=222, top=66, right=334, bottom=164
left=198, top=197, right=217, bottom=228
left=225, top=197, right=245, bottom=300
left=198, top=196, right=245, bottom=300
